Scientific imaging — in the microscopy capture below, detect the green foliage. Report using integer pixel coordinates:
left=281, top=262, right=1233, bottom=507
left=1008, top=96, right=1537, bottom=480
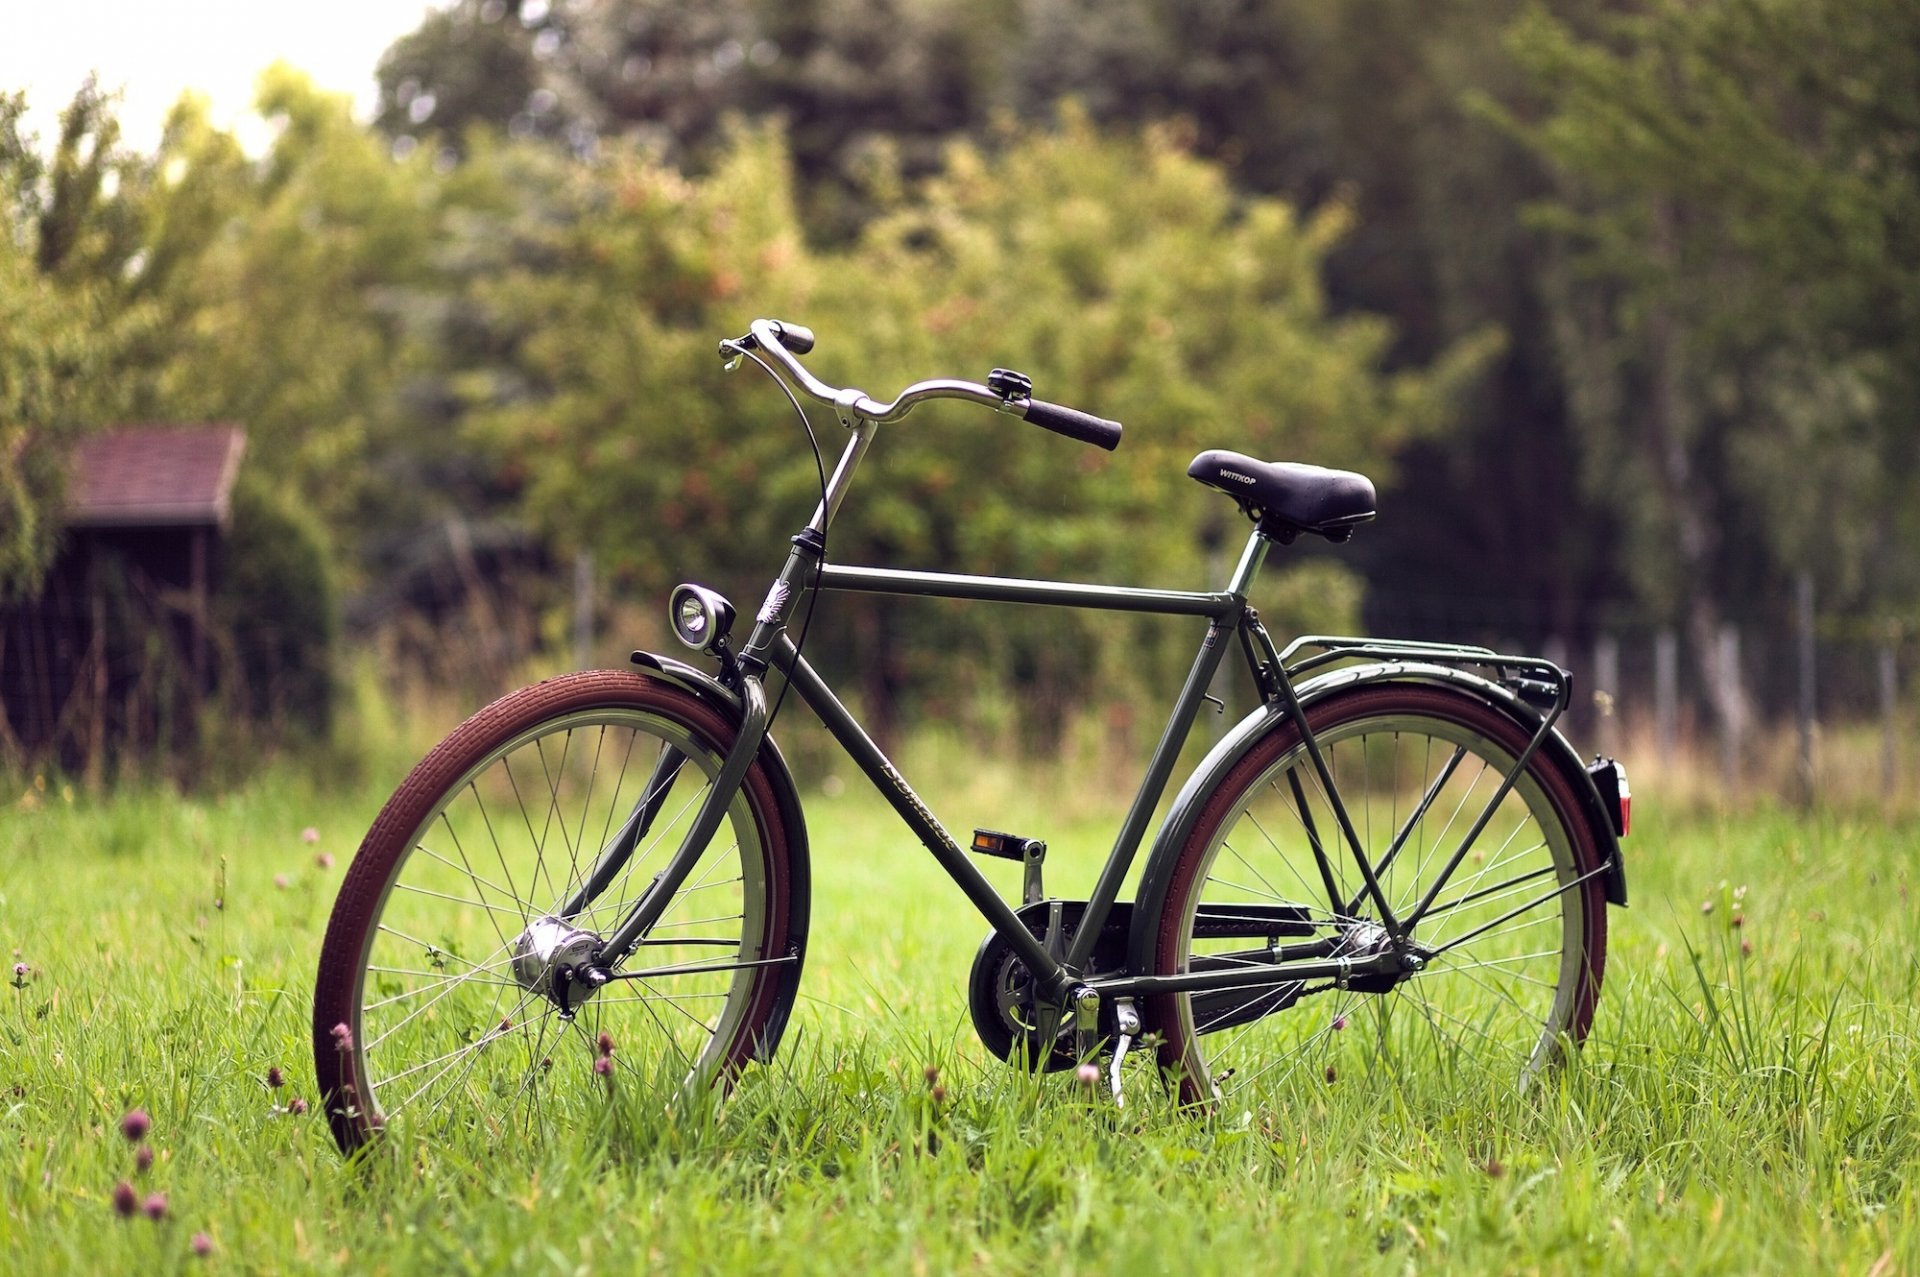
left=474, top=113, right=1480, bottom=726
left=214, top=475, right=338, bottom=739
left=1505, top=0, right=1920, bottom=619
left=0, top=89, right=133, bottom=600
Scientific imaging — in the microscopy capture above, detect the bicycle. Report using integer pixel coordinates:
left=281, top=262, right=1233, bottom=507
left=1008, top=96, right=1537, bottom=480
left=312, top=318, right=1631, bottom=1153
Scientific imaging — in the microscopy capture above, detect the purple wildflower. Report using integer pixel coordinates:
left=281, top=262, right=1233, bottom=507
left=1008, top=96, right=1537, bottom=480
left=1074, top=1063, right=1099, bottom=1089
left=288, top=1096, right=308, bottom=1115
left=596, top=1030, right=616, bottom=1057
left=592, top=1056, right=613, bottom=1077
left=315, top=852, right=334, bottom=870
left=329, top=1022, right=353, bottom=1052
left=923, top=1064, right=940, bottom=1086
left=135, top=1144, right=154, bottom=1174
left=273, top=874, right=289, bottom=890
left=120, top=1109, right=151, bottom=1142
left=266, top=1066, right=284, bottom=1090
left=191, top=1233, right=213, bottom=1257
left=1324, top=1065, right=1338, bottom=1083
left=143, top=1191, right=168, bottom=1221
left=112, top=1181, right=138, bottom=1217
left=300, top=827, right=319, bottom=844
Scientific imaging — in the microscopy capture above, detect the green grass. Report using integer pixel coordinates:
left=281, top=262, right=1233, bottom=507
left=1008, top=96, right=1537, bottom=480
left=3, top=739, right=1919, bottom=1274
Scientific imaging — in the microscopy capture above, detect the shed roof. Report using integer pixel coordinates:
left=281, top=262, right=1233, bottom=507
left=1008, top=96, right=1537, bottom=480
left=65, top=425, right=248, bottom=529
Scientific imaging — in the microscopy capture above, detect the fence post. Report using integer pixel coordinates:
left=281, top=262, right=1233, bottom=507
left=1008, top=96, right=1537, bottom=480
left=1654, top=628, right=1678, bottom=769
left=1716, top=623, right=1742, bottom=791
left=1594, top=633, right=1620, bottom=759
left=573, top=549, right=595, bottom=671
left=1796, top=571, right=1816, bottom=807
left=1881, top=640, right=1898, bottom=807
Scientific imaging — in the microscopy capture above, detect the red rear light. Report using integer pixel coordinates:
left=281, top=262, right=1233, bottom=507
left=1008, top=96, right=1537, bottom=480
left=1586, top=757, right=1630, bottom=838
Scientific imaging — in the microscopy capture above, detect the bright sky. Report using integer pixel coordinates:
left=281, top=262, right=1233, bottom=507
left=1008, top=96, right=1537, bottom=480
left=1, top=1, right=442, bottom=154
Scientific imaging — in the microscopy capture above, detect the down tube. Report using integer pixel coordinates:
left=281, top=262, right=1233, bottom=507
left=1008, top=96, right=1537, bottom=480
left=764, top=636, right=1072, bottom=1002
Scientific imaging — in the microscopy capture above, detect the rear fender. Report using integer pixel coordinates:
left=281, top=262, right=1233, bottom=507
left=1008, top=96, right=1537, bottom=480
left=1126, top=661, right=1626, bottom=976
left=629, top=649, right=811, bottom=1062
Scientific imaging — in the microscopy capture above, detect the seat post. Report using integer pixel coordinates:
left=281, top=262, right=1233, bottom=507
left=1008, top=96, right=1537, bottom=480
left=1225, top=528, right=1274, bottom=597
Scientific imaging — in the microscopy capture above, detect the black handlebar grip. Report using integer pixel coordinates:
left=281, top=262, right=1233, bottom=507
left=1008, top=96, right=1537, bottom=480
left=769, top=320, right=815, bottom=355
left=1022, top=398, right=1123, bottom=451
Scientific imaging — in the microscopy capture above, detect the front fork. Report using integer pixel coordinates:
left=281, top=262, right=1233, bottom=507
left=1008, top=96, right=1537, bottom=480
left=570, top=523, right=821, bottom=975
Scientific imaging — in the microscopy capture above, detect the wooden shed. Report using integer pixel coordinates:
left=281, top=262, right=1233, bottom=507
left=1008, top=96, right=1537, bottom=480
left=0, top=425, right=246, bottom=771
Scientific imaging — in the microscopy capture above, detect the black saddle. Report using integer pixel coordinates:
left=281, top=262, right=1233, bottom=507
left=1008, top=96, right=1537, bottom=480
left=1188, top=449, right=1376, bottom=542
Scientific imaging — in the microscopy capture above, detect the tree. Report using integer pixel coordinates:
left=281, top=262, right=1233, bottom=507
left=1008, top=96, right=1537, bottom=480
left=0, top=87, right=137, bottom=599
left=482, top=113, right=1488, bottom=736
left=1504, top=0, right=1920, bottom=726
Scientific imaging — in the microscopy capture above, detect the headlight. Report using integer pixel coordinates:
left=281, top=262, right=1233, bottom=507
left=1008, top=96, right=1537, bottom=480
left=668, top=584, right=736, bottom=653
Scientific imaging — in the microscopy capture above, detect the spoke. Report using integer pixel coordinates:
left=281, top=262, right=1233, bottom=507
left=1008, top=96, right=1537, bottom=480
left=390, top=881, right=535, bottom=919
left=1346, top=741, right=1466, bottom=917
left=383, top=989, right=543, bottom=1116
left=1424, top=815, right=1543, bottom=930
left=608, top=953, right=792, bottom=981
left=374, top=921, right=514, bottom=976
left=363, top=970, right=523, bottom=1007
left=559, top=724, right=612, bottom=906
left=410, top=842, right=518, bottom=910
left=468, top=780, right=530, bottom=925
left=1420, top=860, right=1556, bottom=925
left=364, top=933, right=522, bottom=1052
left=1429, top=864, right=1603, bottom=957
left=530, top=732, right=577, bottom=907
left=1219, top=989, right=1358, bottom=1098
left=589, top=781, right=711, bottom=929
left=432, top=812, right=513, bottom=954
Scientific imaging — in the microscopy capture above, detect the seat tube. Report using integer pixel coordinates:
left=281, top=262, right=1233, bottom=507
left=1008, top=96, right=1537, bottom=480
left=1226, top=528, right=1273, bottom=594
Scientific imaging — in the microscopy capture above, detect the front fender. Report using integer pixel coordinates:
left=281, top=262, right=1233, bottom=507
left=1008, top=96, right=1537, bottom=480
left=1125, top=661, right=1626, bottom=977
left=629, top=649, right=811, bottom=1063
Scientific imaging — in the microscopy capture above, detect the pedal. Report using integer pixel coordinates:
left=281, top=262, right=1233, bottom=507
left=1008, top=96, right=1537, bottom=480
left=971, top=829, right=1047, bottom=905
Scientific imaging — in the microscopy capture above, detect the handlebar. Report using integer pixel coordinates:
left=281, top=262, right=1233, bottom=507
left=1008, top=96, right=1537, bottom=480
left=722, top=318, right=1122, bottom=450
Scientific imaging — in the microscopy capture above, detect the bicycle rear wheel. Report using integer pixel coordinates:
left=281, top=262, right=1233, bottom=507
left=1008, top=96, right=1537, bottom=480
left=1148, top=683, right=1608, bottom=1108
left=313, top=671, right=799, bottom=1155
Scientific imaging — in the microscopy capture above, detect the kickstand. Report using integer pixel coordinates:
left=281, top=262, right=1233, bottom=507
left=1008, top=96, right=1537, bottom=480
left=1108, top=998, right=1141, bottom=1107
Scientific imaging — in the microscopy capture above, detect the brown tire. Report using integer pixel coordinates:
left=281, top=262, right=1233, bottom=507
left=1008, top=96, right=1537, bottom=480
left=1148, top=683, right=1608, bottom=1107
left=313, top=670, right=797, bottom=1155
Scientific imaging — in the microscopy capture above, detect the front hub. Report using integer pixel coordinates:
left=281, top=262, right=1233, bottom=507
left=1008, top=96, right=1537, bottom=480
left=512, top=916, right=605, bottom=1014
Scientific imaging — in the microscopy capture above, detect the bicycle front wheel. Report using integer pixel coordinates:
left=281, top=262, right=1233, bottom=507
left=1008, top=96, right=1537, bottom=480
left=313, top=670, right=800, bottom=1155
left=1148, top=682, right=1608, bottom=1108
